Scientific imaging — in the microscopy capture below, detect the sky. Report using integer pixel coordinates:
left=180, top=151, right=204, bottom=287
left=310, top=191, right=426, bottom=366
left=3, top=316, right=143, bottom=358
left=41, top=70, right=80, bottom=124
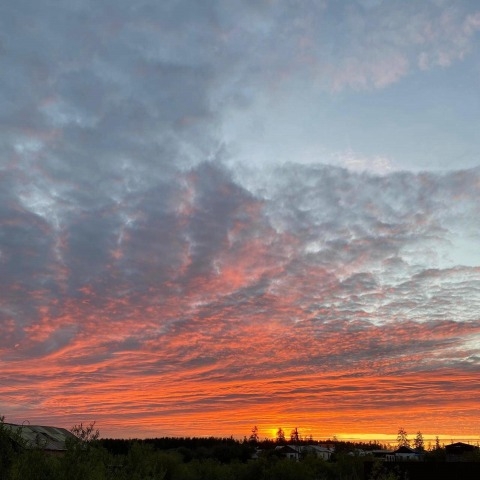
left=1, top=0, right=480, bottom=442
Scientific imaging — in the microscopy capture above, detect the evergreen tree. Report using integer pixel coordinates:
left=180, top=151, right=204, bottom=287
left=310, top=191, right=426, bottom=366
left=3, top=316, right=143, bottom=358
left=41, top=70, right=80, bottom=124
left=396, top=427, right=410, bottom=448
left=290, top=427, right=300, bottom=443
left=249, top=425, right=259, bottom=443
left=413, top=431, right=424, bottom=451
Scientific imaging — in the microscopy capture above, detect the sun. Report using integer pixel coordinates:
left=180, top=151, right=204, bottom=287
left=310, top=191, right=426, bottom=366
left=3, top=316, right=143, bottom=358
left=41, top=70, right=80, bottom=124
left=269, top=427, right=279, bottom=440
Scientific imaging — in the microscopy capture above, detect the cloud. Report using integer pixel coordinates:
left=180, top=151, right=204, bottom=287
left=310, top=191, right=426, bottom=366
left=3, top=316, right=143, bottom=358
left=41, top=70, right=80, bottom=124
left=1, top=0, right=479, bottom=438
left=2, top=157, right=480, bottom=436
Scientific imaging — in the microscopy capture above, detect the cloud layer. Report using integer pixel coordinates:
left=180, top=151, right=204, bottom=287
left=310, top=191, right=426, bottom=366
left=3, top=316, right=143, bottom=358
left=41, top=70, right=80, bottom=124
left=1, top=0, right=480, bottom=439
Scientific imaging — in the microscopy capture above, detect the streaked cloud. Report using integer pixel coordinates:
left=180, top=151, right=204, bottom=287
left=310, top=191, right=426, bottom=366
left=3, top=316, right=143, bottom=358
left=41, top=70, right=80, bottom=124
left=1, top=0, right=479, bottom=440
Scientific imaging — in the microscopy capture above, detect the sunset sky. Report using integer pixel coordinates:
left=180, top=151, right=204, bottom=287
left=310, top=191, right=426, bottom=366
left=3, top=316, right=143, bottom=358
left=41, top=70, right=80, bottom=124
left=1, top=0, right=480, bottom=443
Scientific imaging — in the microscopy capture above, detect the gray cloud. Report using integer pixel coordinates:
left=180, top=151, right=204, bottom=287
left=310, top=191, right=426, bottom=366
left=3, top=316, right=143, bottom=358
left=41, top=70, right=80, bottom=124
left=1, top=0, right=479, bottom=437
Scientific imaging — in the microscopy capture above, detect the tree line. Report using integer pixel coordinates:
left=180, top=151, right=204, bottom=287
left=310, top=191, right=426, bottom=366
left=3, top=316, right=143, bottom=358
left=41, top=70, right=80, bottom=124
left=249, top=424, right=471, bottom=452
left=1, top=416, right=479, bottom=480
left=0, top=418, right=363, bottom=480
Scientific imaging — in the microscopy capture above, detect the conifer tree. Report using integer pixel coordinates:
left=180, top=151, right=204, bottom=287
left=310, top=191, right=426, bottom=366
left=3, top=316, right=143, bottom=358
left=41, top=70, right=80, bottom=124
left=413, top=431, right=424, bottom=451
left=290, top=427, right=300, bottom=443
left=396, top=427, right=410, bottom=448
left=249, top=425, right=259, bottom=443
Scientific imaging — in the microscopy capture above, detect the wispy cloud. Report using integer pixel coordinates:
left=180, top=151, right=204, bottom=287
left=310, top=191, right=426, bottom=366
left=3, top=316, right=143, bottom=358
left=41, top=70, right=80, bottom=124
left=2, top=159, right=480, bottom=437
left=1, top=0, right=479, bottom=439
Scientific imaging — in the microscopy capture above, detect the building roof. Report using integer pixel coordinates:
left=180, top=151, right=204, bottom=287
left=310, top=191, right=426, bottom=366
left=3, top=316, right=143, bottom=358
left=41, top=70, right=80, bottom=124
left=5, top=423, right=76, bottom=451
left=370, top=449, right=394, bottom=457
left=445, top=442, right=479, bottom=453
left=394, top=446, right=417, bottom=454
left=275, top=445, right=300, bottom=454
left=305, top=445, right=333, bottom=454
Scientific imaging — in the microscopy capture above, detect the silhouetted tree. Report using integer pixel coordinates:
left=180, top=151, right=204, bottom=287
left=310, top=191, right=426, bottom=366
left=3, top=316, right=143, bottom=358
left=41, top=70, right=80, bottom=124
left=70, top=421, right=99, bottom=444
left=396, top=427, right=410, bottom=448
left=249, top=426, right=259, bottom=443
left=276, top=427, right=286, bottom=443
left=413, top=431, right=424, bottom=451
left=0, top=416, right=20, bottom=473
left=290, top=427, right=300, bottom=443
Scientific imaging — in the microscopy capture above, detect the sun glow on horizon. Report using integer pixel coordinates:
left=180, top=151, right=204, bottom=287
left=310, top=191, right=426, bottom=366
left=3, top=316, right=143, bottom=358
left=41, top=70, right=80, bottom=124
left=335, top=433, right=480, bottom=445
left=2, top=0, right=480, bottom=446
left=249, top=427, right=480, bottom=447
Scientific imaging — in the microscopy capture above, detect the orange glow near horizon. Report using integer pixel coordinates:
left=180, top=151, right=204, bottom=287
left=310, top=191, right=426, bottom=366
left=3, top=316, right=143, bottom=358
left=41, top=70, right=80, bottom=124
left=3, top=232, right=480, bottom=440
left=3, top=258, right=480, bottom=441
left=3, top=316, right=480, bottom=441
left=2, top=154, right=480, bottom=442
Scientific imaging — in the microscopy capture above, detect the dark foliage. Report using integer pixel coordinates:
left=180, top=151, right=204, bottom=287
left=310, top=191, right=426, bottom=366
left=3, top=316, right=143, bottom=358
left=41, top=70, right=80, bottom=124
left=1, top=416, right=479, bottom=480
